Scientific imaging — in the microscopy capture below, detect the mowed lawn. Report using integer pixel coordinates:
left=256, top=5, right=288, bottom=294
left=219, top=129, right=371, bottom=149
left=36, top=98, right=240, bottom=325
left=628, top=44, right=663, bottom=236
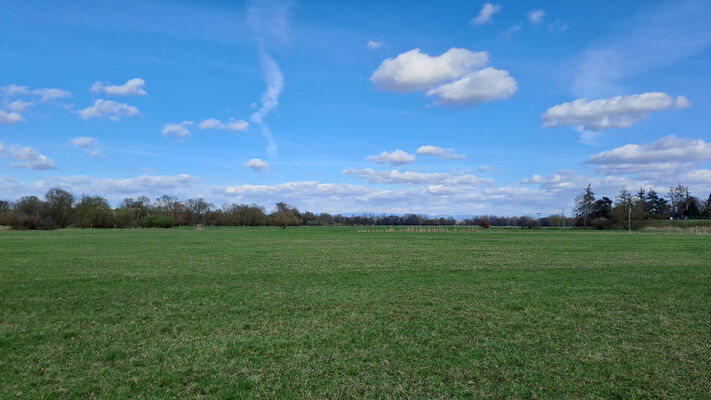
left=1, top=227, right=709, bottom=399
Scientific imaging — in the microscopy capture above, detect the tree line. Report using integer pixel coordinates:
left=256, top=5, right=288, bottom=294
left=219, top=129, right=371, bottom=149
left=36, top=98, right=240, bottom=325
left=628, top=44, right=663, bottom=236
left=1, top=184, right=708, bottom=230
left=573, top=184, right=711, bottom=230
left=0, top=189, right=465, bottom=230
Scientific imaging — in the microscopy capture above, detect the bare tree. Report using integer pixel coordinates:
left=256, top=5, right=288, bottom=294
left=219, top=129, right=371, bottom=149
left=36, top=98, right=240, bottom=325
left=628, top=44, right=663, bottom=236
left=45, top=188, right=74, bottom=228
left=575, top=184, right=596, bottom=230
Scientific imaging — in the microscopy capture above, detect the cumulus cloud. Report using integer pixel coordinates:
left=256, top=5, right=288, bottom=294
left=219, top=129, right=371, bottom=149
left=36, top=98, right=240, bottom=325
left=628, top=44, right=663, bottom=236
left=371, top=48, right=489, bottom=92
left=161, top=121, right=193, bottom=139
left=585, top=135, right=711, bottom=175
left=0, top=110, right=24, bottom=125
left=33, top=88, right=72, bottom=102
left=371, top=47, right=516, bottom=107
left=71, top=137, right=97, bottom=148
left=0, top=174, right=202, bottom=204
left=471, top=3, right=501, bottom=25
left=1, top=84, right=29, bottom=97
left=0, top=143, right=56, bottom=170
left=541, top=92, right=689, bottom=132
left=7, top=100, right=33, bottom=112
left=416, top=145, right=465, bottom=159
left=245, top=158, right=270, bottom=172
left=426, top=67, right=517, bottom=106
left=366, top=149, right=415, bottom=166
left=90, top=78, right=147, bottom=96
left=71, top=137, right=105, bottom=158
left=199, top=118, right=249, bottom=132
left=367, top=40, right=384, bottom=49
left=528, top=9, right=545, bottom=24
left=79, top=99, right=140, bottom=120
left=343, top=168, right=492, bottom=186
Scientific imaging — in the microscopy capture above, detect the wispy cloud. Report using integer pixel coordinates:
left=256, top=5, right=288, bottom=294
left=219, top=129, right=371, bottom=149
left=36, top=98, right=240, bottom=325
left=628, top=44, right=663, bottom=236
left=247, top=0, right=291, bottom=157
left=367, top=40, right=383, bottom=49
left=71, top=137, right=105, bottom=158
left=569, top=0, right=711, bottom=97
left=528, top=9, right=545, bottom=24
left=471, top=3, right=501, bottom=26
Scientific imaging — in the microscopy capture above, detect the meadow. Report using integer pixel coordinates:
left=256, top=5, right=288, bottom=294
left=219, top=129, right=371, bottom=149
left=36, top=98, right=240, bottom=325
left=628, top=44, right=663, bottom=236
left=1, top=227, right=709, bottom=398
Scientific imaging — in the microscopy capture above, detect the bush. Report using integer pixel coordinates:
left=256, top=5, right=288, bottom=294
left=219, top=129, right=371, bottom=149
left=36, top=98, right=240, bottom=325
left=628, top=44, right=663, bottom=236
left=479, top=220, right=490, bottom=229
left=139, top=215, right=175, bottom=228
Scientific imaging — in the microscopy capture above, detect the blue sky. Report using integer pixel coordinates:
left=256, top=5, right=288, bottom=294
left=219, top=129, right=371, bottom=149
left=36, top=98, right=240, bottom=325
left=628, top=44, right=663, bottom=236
left=1, top=0, right=710, bottom=215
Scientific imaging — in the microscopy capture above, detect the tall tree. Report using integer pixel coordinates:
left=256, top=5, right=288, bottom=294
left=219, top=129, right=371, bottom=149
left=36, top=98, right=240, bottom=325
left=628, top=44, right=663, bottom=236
left=575, top=184, right=596, bottom=230
left=702, top=193, right=711, bottom=218
left=616, top=187, right=633, bottom=231
left=668, top=184, right=689, bottom=218
left=45, top=188, right=74, bottom=228
left=645, top=189, right=668, bottom=217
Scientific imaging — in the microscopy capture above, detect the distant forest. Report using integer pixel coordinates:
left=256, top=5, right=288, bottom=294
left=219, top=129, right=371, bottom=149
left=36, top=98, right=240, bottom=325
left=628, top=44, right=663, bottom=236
left=1, top=183, right=709, bottom=230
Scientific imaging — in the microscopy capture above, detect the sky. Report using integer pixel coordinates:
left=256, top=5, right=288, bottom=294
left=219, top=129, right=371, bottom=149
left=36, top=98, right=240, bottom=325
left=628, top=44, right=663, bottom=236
left=1, top=0, right=710, bottom=215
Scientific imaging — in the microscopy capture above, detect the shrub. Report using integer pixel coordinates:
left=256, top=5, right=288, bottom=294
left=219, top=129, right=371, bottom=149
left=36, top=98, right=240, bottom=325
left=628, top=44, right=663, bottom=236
left=139, top=215, right=175, bottom=228
left=479, top=220, right=490, bottom=229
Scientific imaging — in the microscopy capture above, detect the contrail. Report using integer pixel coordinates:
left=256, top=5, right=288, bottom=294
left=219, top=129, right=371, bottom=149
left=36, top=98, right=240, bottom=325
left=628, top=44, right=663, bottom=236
left=247, top=0, right=291, bottom=158
left=250, top=51, right=283, bottom=157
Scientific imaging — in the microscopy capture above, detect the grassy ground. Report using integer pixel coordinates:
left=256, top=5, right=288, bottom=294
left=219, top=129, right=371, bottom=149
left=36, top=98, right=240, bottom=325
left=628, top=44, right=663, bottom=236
left=1, top=227, right=709, bottom=399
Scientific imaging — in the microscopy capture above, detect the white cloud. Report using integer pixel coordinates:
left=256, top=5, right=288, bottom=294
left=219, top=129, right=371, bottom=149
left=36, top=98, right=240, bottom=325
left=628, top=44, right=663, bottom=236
left=1, top=84, right=29, bottom=97
left=90, top=78, right=147, bottom=96
left=79, top=99, right=140, bottom=120
left=371, top=47, right=517, bottom=108
left=33, top=88, right=72, bottom=102
left=416, top=145, right=465, bottom=160
left=426, top=67, right=517, bottom=106
left=343, top=168, right=492, bottom=186
left=199, top=118, right=249, bottom=132
left=161, top=121, right=193, bottom=139
left=586, top=135, right=711, bottom=175
left=471, top=3, right=501, bottom=25
left=476, top=165, right=491, bottom=172
left=245, top=158, right=270, bottom=172
left=371, top=48, right=489, bottom=93
left=71, top=137, right=97, bottom=148
left=247, top=0, right=291, bottom=157
left=503, top=24, right=522, bottom=39
left=679, top=169, right=711, bottom=185
left=547, top=19, right=567, bottom=33
left=0, top=174, right=202, bottom=204
left=7, top=100, right=33, bottom=112
left=528, top=9, right=545, bottom=24
left=71, top=137, right=106, bottom=158
left=0, top=143, right=56, bottom=170
left=541, top=92, right=689, bottom=132
left=0, top=110, right=24, bottom=125
left=366, top=149, right=415, bottom=166
left=367, top=40, right=383, bottom=49
left=250, top=52, right=283, bottom=157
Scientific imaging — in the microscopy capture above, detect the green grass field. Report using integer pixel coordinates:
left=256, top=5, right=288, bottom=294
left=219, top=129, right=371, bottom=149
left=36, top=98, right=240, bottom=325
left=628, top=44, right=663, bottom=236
left=1, top=227, right=710, bottom=398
